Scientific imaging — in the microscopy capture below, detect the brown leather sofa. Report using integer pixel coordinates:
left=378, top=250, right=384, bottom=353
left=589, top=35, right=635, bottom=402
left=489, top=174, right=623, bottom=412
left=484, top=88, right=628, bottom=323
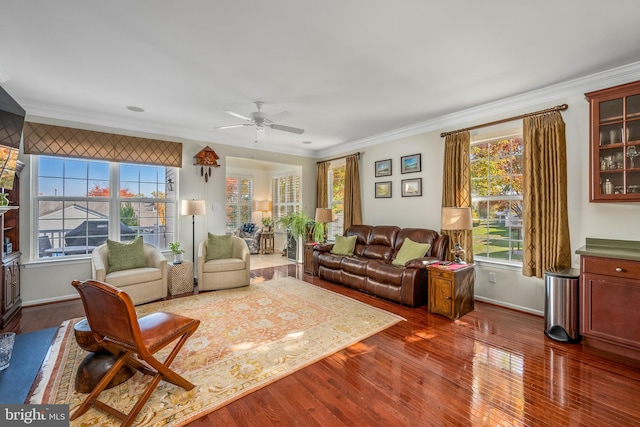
left=313, top=225, right=449, bottom=307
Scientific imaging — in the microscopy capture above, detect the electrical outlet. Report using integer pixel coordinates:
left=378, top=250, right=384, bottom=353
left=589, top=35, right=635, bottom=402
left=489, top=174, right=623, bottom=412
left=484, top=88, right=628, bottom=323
left=489, top=272, right=496, bottom=283
left=211, top=203, right=221, bottom=211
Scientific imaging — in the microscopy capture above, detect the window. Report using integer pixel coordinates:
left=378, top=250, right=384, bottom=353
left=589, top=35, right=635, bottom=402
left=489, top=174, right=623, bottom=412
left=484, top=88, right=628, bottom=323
left=327, top=163, right=345, bottom=240
left=35, top=156, right=176, bottom=259
left=226, top=175, right=253, bottom=230
left=470, top=133, right=524, bottom=263
left=271, top=173, right=300, bottom=224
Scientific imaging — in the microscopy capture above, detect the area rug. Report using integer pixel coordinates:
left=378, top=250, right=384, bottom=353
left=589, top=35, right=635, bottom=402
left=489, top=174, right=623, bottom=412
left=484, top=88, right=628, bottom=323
left=30, top=277, right=404, bottom=426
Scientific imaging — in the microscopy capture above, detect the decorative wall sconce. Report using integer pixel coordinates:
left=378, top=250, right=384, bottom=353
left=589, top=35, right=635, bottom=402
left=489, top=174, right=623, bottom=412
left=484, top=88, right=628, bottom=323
left=166, top=178, right=175, bottom=192
left=194, top=146, right=221, bottom=182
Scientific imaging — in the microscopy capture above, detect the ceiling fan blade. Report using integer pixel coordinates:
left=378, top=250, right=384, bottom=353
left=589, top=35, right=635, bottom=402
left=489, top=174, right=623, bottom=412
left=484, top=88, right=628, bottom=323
left=215, top=124, right=250, bottom=130
left=266, top=111, right=293, bottom=123
left=269, top=123, right=305, bottom=134
left=256, top=128, right=266, bottom=141
left=223, top=110, right=252, bottom=121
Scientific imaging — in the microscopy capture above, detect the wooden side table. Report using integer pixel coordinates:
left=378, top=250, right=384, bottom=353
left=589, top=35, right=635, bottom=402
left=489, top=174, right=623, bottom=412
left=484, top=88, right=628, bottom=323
left=303, top=243, right=315, bottom=275
left=167, top=260, right=194, bottom=295
left=427, top=264, right=475, bottom=320
left=261, top=231, right=274, bottom=254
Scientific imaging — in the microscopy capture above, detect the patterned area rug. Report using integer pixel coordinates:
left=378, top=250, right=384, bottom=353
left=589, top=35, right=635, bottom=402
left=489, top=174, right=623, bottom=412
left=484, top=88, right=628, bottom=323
left=30, top=277, right=403, bottom=426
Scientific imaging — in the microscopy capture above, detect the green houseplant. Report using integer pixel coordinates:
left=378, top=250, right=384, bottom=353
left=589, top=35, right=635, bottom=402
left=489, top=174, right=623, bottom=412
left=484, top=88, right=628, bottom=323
left=169, top=242, right=185, bottom=264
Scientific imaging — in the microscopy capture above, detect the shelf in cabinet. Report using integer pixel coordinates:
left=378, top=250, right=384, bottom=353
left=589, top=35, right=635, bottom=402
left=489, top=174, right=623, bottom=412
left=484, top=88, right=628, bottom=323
left=0, top=206, right=18, bottom=215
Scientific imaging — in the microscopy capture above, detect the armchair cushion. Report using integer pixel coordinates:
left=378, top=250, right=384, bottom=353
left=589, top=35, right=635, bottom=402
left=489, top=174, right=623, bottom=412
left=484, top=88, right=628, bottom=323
left=206, top=233, right=233, bottom=261
left=392, top=238, right=430, bottom=266
left=107, top=236, right=146, bottom=273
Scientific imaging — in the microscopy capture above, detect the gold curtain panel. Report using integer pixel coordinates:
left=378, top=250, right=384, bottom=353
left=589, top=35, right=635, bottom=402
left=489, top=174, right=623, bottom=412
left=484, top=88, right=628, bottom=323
left=23, top=122, right=182, bottom=167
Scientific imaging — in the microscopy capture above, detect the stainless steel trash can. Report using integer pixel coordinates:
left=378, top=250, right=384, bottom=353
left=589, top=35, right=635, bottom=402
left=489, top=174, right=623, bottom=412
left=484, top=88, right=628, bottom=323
left=544, top=267, right=581, bottom=343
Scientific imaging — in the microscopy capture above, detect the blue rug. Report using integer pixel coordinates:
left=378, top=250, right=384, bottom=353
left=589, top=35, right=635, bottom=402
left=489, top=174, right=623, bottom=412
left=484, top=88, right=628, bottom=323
left=0, top=327, right=57, bottom=404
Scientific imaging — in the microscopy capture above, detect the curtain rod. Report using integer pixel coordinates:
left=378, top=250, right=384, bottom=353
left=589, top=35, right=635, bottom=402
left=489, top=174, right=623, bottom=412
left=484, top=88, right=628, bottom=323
left=439, top=104, right=568, bottom=138
left=317, top=151, right=361, bottom=164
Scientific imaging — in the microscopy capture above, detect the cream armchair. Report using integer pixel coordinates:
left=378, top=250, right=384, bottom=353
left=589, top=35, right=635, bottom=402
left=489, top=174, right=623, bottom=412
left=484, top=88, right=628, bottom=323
left=197, top=236, right=250, bottom=291
left=91, top=242, right=168, bottom=305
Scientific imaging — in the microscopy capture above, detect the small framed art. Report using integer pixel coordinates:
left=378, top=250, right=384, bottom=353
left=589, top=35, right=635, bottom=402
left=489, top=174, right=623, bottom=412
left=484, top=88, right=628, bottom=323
left=375, top=181, right=392, bottom=198
left=401, top=178, right=422, bottom=197
left=375, top=159, right=392, bottom=177
left=401, top=154, right=421, bottom=174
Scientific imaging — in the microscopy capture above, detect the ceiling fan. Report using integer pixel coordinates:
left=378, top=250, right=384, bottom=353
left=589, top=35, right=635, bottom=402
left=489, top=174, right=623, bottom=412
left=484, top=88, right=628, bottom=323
left=214, top=101, right=305, bottom=141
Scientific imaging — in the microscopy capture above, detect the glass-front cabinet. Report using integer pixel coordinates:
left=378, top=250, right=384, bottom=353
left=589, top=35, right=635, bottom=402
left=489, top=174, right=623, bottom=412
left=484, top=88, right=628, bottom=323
left=586, top=80, right=640, bottom=202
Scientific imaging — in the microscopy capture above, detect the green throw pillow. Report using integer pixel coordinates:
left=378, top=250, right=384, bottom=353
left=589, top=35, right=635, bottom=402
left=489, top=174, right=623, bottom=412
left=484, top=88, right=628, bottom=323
left=206, top=233, right=233, bottom=261
left=107, top=236, right=146, bottom=274
left=392, top=238, right=431, bottom=266
left=331, top=235, right=357, bottom=256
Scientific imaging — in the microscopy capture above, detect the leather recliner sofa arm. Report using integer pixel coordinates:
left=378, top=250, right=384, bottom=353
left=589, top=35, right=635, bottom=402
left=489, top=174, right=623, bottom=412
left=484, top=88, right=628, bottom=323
left=314, top=242, right=334, bottom=252
left=404, top=257, right=441, bottom=270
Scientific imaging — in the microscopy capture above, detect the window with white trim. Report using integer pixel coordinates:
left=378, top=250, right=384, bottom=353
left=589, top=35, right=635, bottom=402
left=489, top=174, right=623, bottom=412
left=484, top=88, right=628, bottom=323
left=35, top=156, right=176, bottom=259
left=225, top=175, right=253, bottom=230
left=470, top=132, right=524, bottom=263
left=271, top=173, right=300, bottom=224
left=327, top=163, right=345, bottom=240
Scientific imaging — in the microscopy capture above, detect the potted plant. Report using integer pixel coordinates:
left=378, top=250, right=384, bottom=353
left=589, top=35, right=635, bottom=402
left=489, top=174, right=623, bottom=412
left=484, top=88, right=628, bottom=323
left=261, top=217, right=273, bottom=231
left=169, top=242, right=185, bottom=264
left=277, top=211, right=316, bottom=262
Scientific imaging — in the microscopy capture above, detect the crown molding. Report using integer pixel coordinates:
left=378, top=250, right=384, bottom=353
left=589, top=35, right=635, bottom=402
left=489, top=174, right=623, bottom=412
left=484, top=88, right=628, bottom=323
left=24, top=102, right=316, bottom=158
left=318, top=61, right=640, bottom=159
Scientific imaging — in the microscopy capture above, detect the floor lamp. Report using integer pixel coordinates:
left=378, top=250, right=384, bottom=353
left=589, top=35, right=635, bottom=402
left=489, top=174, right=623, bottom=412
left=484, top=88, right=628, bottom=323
left=181, top=199, right=206, bottom=282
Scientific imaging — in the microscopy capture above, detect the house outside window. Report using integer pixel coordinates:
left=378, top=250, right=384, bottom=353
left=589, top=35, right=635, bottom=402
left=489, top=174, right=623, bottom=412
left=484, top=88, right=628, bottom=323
left=225, top=175, right=253, bottom=231
left=35, top=156, right=176, bottom=259
left=470, top=132, right=524, bottom=263
left=271, top=173, right=301, bottom=224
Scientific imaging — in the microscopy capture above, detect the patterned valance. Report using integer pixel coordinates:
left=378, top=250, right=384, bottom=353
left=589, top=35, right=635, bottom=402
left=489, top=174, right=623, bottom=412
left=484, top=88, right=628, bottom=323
left=23, top=122, right=182, bottom=167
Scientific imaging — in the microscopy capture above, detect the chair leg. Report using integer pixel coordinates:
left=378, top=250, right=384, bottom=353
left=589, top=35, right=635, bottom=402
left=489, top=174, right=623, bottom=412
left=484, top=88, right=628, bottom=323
left=70, top=350, right=131, bottom=421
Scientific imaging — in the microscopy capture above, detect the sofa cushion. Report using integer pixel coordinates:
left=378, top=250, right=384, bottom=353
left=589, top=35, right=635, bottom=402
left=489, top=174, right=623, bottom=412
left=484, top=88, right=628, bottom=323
left=392, top=238, right=431, bottom=266
left=206, top=233, right=233, bottom=261
left=331, top=235, right=357, bottom=255
left=341, top=256, right=370, bottom=276
left=366, top=260, right=405, bottom=287
left=107, top=236, right=146, bottom=274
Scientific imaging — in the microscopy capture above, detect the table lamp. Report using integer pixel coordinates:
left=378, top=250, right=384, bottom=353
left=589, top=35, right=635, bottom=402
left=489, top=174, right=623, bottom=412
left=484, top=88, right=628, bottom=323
left=315, top=208, right=333, bottom=242
left=441, top=207, right=473, bottom=264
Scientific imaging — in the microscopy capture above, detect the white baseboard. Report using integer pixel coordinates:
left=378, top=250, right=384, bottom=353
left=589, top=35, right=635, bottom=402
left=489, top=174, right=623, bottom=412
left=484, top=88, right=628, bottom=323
left=23, top=294, right=80, bottom=307
left=474, top=295, right=543, bottom=317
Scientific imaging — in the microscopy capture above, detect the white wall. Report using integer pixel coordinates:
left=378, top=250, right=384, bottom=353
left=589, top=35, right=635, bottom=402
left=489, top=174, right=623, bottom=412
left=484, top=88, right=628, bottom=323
left=19, top=126, right=316, bottom=305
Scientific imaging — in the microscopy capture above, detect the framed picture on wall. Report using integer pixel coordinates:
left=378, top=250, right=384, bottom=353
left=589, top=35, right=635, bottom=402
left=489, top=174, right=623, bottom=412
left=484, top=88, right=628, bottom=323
left=375, top=181, right=392, bottom=198
left=375, top=159, right=392, bottom=177
left=401, top=154, right=421, bottom=174
left=401, top=178, right=422, bottom=197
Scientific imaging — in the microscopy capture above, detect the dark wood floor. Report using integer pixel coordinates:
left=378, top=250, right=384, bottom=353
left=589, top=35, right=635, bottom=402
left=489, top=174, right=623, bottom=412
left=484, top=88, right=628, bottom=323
left=5, top=263, right=640, bottom=426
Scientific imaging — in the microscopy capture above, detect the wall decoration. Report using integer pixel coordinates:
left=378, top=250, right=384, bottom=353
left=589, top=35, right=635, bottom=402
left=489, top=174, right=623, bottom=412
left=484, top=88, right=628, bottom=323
left=401, top=178, right=422, bottom=197
left=194, top=146, right=221, bottom=183
left=401, top=154, right=421, bottom=174
left=375, top=159, right=392, bottom=177
left=375, top=181, right=392, bottom=198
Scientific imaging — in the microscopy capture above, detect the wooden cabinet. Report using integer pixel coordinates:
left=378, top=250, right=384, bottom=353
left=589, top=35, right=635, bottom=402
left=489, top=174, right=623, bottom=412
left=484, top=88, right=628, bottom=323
left=303, top=243, right=315, bottom=275
left=427, top=264, right=475, bottom=320
left=586, top=80, right=640, bottom=202
left=580, top=255, right=640, bottom=360
left=0, top=161, right=22, bottom=328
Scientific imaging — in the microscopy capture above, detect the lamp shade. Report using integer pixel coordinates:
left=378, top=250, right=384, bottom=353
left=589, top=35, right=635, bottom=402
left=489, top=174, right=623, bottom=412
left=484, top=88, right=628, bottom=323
left=181, top=199, right=206, bottom=216
left=441, top=207, right=472, bottom=231
left=254, top=200, right=271, bottom=211
left=315, top=208, right=333, bottom=223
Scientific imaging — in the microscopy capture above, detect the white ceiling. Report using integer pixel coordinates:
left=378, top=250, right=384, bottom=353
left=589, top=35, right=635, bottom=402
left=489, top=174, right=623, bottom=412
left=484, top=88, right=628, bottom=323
left=1, top=1, right=640, bottom=158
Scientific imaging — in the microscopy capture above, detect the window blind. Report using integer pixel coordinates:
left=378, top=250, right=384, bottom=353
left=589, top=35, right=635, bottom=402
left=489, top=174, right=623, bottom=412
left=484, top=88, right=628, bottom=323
left=23, top=122, right=182, bottom=167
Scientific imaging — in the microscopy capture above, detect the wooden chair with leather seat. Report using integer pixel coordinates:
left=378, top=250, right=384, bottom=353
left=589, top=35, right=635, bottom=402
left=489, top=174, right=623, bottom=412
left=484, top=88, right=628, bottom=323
left=70, top=279, right=200, bottom=427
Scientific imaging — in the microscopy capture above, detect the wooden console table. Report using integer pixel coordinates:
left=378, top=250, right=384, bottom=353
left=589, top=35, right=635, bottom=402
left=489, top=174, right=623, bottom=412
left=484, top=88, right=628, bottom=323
left=261, top=231, right=274, bottom=254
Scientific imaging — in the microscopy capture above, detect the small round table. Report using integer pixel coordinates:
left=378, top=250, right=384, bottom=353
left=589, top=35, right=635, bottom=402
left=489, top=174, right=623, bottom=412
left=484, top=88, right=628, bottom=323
left=73, top=318, right=136, bottom=393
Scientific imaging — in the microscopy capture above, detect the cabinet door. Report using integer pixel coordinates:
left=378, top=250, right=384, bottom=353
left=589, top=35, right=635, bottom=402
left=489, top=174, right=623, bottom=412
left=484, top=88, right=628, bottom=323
left=430, top=275, right=453, bottom=318
left=587, top=81, right=640, bottom=201
left=3, top=263, right=12, bottom=312
left=581, top=273, right=640, bottom=349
